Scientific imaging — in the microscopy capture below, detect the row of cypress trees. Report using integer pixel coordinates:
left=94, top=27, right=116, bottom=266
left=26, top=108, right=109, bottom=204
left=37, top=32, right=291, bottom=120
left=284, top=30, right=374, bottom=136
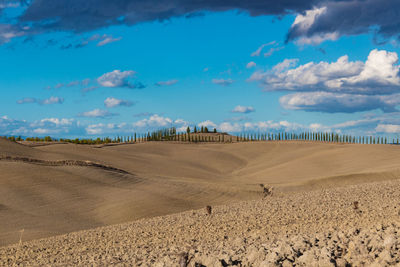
left=5, top=129, right=400, bottom=145
left=236, top=132, right=397, bottom=145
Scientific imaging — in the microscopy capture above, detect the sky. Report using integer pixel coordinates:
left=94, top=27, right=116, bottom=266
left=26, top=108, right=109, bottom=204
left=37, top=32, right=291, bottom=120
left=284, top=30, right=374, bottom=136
left=1, top=0, right=400, bottom=139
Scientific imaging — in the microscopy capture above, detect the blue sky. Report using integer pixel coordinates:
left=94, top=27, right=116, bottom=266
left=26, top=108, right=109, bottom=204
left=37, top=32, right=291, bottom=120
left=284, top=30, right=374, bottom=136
left=1, top=1, right=400, bottom=138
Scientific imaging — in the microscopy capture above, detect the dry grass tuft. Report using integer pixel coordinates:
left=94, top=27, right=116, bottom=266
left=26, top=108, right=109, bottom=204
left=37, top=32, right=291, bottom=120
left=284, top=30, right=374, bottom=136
left=206, top=206, right=212, bottom=215
left=259, top=184, right=273, bottom=198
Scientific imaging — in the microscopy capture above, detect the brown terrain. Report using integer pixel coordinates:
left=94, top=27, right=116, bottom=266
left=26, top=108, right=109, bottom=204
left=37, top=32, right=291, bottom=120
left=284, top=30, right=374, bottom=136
left=0, top=137, right=400, bottom=266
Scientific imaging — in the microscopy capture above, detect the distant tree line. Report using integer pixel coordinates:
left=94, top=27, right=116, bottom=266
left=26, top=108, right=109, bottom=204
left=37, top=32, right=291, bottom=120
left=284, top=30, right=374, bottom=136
left=3, top=129, right=400, bottom=145
left=236, top=132, right=395, bottom=145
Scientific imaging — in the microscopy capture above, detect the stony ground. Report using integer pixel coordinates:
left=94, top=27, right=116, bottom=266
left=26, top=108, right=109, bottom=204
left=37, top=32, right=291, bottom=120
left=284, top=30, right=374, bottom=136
left=1, top=178, right=400, bottom=266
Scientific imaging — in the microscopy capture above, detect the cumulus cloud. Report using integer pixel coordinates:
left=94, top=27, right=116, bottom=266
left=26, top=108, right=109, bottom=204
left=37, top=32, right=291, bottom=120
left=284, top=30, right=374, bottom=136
left=42, top=96, right=64, bottom=105
left=0, top=116, right=82, bottom=136
left=212, top=78, right=233, bottom=86
left=1, top=112, right=399, bottom=138
left=280, top=92, right=400, bottom=113
left=78, top=109, right=117, bottom=118
left=198, top=120, right=217, bottom=128
left=17, top=96, right=64, bottom=105
left=251, top=49, right=400, bottom=95
left=134, top=115, right=190, bottom=131
left=97, top=70, right=142, bottom=89
left=287, top=0, right=400, bottom=45
left=134, top=114, right=172, bottom=128
left=246, top=61, right=256, bottom=69
left=218, top=122, right=242, bottom=133
left=249, top=49, right=400, bottom=113
left=375, top=124, right=400, bottom=133
left=104, top=97, right=134, bottom=108
left=85, top=123, right=124, bottom=135
left=155, top=79, right=179, bottom=86
left=232, top=105, right=255, bottom=114
left=287, top=6, right=339, bottom=45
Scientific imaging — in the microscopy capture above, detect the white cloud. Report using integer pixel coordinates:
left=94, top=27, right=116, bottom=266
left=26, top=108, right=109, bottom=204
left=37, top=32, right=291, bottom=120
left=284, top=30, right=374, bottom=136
left=198, top=120, right=217, bottom=128
left=218, top=122, right=242, bottom=132
left=375, top=124, right=400, bottom=133
left=38, top=118, right=74, bottom=126
left=134, top=114, right=173, bottom=128
left=41, top=96, right=64, bottom=105
left=155, top=79, right=179, bottom=86
left=17, top=96, right=64, bottom=105
left=66, top=80, right=80, bottom=87
left=0, top=116, right=82, bottom=136
left=97, top=70, right=136, bottom=88
left=264, top=46, right=284, bottom=57
left=104, top=97, right=134, bottom=108
left=273, top=59, right=299, bottom=72
left=251, top=41, right=275, bottom=57
left=250, top=49, right=400, bottom=97
left=295, top=32, right=339, bottom=46
left=97, top=36, right=122, bottom=46
left=224, top=116, right=252, bottom=122
left=290, top=7, right=339, bottom=45
left=0, top=24, right=26, bottom=44
left=86, top=123, right=107, bottom=135
left=81, top=86, right=99, bottom=93
left=212, top=78, right=233, bottom=86
left=1, top=113, right=400, bottom=138
left=79, top=109, right=117, bottom=118
left=280, top=92, right=400, bottom=113
left=292, top=7, right=327, bottom=32
left=246, top=61, right=256, bottom=69
left=17, top=97, right=36, bottom=104
left=232, top=105, right=255, bottom=113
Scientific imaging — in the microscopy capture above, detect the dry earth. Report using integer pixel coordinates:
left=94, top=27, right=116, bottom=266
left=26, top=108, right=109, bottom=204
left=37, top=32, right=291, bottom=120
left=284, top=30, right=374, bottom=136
left=1, top=138, right=400, bottom=265
left=1, top=179, right=400, bottom=266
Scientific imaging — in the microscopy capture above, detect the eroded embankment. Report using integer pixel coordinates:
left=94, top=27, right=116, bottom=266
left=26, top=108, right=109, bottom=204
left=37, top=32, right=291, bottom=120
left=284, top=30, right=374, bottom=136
left=0, top=155, right=131, bottom=175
